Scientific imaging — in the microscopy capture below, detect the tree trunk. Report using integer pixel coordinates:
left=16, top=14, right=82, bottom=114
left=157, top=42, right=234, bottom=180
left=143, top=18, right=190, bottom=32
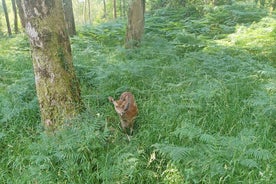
left=125, top=0, right=145, bottom=48
left=83, top=0, right=92, bottom=24
left=103, top=0, right=107, bottom=18
left=16, top=0, right=25, bottom=29
left=11, top=0, right=19, bottom=33
left=2, top=0, right=12, bottom=35
left=119, top=0, right=122, bottom=17
left=88, top=0, right=92, bottom=24
left=19, top=0, right=83, bottom=131
left=272, top=0, right=276, bottom=10
left=122, top=0, right=126, bottom=17
left=113, top=0, right=117, bottom=18
left=63, top=0, right=76, bottom=36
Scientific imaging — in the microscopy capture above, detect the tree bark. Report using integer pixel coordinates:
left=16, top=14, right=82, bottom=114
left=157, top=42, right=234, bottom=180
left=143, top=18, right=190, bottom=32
left=16, top=0, right=25, bottom=29
left=11, top=0, right=19, bottom=33
left=125, top=0, right=145, bottom=48
left=63, top=0, right=76, bottom=36
left=122, top=0, right=126, bottom=17
left=19, top=0, right=83, bottom=131
left=113, top=0, right=117, bottom=18
left=2, top=0, right=12, bottom=35
left=103, top=0, right=107, bottom=18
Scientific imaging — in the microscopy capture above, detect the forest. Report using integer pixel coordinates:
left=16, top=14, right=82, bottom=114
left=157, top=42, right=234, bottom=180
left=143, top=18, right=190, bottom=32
left=0, top=0, right=276, bottom=183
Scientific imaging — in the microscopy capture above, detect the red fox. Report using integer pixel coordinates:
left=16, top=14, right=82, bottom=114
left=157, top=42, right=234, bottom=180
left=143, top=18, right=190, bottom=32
left=108, top=92, right=138, bottom=135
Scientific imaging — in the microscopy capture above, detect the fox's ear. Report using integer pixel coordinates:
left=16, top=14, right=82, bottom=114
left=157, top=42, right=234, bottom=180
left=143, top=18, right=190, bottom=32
left=123, top=95, right=130, bottom=111
left=108, top=96, right=114, bottom=102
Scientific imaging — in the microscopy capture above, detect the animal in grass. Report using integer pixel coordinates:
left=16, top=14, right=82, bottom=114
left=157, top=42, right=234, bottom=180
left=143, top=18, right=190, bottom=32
left=108, top=92, right=138, bottom=135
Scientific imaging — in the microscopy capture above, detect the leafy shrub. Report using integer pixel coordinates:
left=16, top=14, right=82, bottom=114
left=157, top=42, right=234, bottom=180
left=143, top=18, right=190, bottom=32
left=23, top=113, right=110, bottom=183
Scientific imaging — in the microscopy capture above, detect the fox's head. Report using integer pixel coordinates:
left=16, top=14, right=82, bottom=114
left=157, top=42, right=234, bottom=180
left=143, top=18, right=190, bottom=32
left=108, top=95, right=130, bottom=116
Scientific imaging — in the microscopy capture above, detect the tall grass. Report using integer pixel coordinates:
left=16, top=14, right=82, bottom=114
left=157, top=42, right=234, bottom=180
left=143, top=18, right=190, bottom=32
left=1, top=3, right=276, bottom=183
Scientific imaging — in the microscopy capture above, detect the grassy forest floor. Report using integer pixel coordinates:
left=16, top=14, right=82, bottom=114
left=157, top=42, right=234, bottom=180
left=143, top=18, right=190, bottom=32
left=1, top=2, right=276, bottom=183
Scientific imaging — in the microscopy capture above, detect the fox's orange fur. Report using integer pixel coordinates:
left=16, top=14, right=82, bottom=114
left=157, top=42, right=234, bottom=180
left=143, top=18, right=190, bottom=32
left=108, top=92, right=138, bottom=135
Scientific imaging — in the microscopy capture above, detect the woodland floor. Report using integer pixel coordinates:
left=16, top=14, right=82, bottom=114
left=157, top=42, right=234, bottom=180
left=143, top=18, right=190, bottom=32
left=1, top=3, right=276, bottom=183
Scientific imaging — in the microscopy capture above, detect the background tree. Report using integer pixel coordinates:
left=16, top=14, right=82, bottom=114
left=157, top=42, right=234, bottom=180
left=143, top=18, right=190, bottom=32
left=125, top=0, right=145, bottom=48
left=19, top=0, right=83, bottom=131
left=15, top=0, right=25, bottom=29
left=272, top=0, right=276, bottom=10
left=103, top=0, right=107, bottom=18
left=11, top=0, right=19, bottom=33
left=82, top=0, right=92, bottom=24
left=113, top=0, right=117, bottom=18
left=122, top=0, right=126, bottom=17
left=63, top=0, right=76, bottom=36
left=2, top=0, right=12, bottom=35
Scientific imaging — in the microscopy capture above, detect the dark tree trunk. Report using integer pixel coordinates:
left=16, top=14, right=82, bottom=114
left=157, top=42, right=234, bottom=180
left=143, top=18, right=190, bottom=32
left=16, top=0, right=25, bottom=29
left=113, top=0, right=117, bottom=18
left=2, top=0, right=12, bottom=35
left=18, top=0, right=83, bottom=131
left=63, top=0, right=76, bottom=36
left=122, top=0, right=126, bottom=17
left=11, top=0, right=19, bottom=33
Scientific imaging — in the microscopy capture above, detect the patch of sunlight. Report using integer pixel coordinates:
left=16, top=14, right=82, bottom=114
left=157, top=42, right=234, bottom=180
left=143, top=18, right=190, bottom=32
left=215, top=16, right=276, bottom=47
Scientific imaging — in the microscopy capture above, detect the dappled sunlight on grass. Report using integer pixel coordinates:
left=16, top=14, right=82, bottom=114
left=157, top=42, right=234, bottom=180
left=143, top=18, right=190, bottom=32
left=215, top=16, right=276, bottom=62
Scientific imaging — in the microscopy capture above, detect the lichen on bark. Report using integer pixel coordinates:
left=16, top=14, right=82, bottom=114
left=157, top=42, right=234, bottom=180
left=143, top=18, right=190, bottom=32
left=22, top=0, right=83, bottom=131
left=125, top=0, right=145, bottom=48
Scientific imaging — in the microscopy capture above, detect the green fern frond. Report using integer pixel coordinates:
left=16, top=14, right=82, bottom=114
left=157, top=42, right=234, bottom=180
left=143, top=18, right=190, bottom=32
left=153, top=144, right=193, bottom=162
left=246, top=148, right=272, bottom=161
left=239, top=159, right=259, bottom=169
left=199, top=133, right=217, bottom=144
left=173, top=124, right=202, bottom=141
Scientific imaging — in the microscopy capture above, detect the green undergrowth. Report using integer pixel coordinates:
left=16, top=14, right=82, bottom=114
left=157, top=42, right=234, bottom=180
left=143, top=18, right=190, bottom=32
left=1, top=3, right=276, bottom=183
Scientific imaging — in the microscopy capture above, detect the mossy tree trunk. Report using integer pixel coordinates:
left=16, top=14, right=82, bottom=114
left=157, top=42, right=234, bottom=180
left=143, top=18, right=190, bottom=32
left=20, top=0, right=83, bottom=131
left=125, top=0, right=145, bottom=48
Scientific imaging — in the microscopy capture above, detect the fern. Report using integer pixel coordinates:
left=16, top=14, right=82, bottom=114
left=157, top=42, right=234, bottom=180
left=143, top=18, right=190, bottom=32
left=173, top=123, right=202, bottom=141
left=1, top=3, right=276, bottom=183
left=199, top=133, right=217, bottom=144
left=153, top=144, right=193, bottom=162
left=240, top=159, right=259, bottom=169
left=25, top=113, right=110, bottom=183
left=154, top=127, right=274, bottom=183
left=246, top=149, right=272, bottom=161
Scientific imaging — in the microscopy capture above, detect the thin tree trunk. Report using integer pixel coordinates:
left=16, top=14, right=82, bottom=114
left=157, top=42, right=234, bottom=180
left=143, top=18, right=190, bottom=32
left=119, top=0, right=122, bottom=17
left=19, top=0, right=83, bottom=131
left=11, top=0, right=19, bottom=33
left=2, top=0, right=12, bottom=35
left=16, top=0, right=25, bottom=29
left=88, top=0, right=92, bottom=24
left=103, top=0, right=107, bottom=18
left=113, top=0, right=117, bottom=18
left=122, top=0, right=126, bottom=17
left=63, top=0, right=76, bottom=36
left=83, top=0, right=86, bottom=24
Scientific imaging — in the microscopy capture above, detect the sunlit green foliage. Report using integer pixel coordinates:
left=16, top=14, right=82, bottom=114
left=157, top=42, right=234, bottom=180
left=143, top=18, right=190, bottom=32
left=1, top=2, right=276, bottom=183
